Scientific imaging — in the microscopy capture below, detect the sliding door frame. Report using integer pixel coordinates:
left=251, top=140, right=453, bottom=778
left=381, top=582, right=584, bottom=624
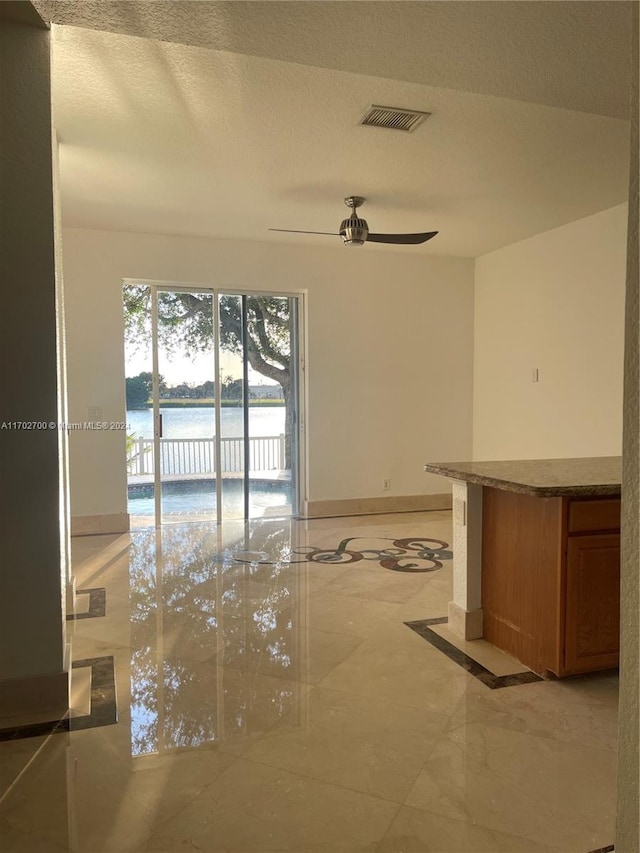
left=125, top=278, right=306, bottom=525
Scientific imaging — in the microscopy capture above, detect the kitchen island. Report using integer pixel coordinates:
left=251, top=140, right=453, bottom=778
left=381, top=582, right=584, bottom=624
left=424, top=457, right=622, bottom=677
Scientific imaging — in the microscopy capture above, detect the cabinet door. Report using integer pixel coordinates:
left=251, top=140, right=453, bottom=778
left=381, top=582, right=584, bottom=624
left=564, top=534, right=620, bottom=674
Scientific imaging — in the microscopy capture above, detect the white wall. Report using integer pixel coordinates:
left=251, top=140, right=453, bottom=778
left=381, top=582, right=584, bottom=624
left=62, top=228, right=475, bottom=518
left=473, top=204, right=628, bottom=460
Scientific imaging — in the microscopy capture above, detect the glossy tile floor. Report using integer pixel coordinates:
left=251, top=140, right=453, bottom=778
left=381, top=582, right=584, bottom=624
left=0, top=512, right=618, bottom=852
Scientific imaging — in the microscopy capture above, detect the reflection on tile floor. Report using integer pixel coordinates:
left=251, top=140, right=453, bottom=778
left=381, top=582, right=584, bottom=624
left=0, top=512, right=618, bottom=852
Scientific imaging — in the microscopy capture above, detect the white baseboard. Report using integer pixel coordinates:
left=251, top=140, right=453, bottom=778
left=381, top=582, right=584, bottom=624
left=71, top=513, right=130, bottom=537
left=302, top=493, right=452, bottom=519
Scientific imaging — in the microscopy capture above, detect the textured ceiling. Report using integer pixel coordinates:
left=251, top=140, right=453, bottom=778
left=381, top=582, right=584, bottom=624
left=40, top=2, right=632, bottom=256
left=34, top=1, right=634, bottom=119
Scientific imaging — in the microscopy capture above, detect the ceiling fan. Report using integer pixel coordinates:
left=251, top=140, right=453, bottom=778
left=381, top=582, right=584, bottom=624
left=269, top=196, right=438, bottom=246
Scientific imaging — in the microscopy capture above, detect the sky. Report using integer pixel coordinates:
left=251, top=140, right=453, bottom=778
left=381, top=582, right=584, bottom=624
left=125, top=344, right=277, bottom=386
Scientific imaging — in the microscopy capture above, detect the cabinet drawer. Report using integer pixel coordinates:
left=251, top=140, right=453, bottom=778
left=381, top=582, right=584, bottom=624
left=568, top=499, right=621, bottom=534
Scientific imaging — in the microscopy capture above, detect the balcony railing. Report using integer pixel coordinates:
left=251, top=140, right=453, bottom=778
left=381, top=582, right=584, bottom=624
left=127, top=435, right=286, bottom=476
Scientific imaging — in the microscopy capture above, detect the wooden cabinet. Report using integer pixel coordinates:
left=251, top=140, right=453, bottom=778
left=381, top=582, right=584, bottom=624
left=564, top=533, right=620, bottom=674
left=567, top=499, right=621, bottom=534
left=482, top=489, right=620, bottom=677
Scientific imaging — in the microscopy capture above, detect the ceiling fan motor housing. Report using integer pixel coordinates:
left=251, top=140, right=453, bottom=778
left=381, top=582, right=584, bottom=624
left=339, top=216, right=369, bottom=245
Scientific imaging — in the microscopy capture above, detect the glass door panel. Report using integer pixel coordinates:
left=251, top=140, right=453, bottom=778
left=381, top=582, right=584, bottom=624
left=217, top=294, right=247, bottom=520
left=124, top=283, right=155, bottom=528
left=287, top=296, right=300, bottom=516
left=155, top=289, right=216, bottom=525
left=245, top=296, right=295, bottom=519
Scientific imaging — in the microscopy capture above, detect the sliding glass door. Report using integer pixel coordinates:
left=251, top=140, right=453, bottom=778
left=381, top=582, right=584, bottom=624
left=124, top=283, right=302, bottom=525
left=152, top=287, right=218, bottom=525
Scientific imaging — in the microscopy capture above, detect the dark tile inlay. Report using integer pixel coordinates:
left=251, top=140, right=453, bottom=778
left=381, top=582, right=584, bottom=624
left=228, top=536, right=453, bottom=573
left=404, top=617, right=543, bottom=689
left=66, top=587, right=106, bottom=620
left=0, top=656, right=117, bottom=742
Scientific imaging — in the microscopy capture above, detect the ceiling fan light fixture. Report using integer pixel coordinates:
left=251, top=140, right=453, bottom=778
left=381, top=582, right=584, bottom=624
left=269, top=195, right=438, bottom=247
left=339, top=216, right=368, bottom=245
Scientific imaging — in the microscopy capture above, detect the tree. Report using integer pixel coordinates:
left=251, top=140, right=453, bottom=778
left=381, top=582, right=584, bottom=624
left=221, top=376, right=243, bottom=400
left=123, top=286, right=294, bottom=466
left=173, top=383, right=191, bottom=399
left=126, top=372, right=154, bottom=408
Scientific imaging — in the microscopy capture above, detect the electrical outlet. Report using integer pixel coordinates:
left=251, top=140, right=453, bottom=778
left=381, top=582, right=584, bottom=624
left=382, top=477, right=391, bottom=491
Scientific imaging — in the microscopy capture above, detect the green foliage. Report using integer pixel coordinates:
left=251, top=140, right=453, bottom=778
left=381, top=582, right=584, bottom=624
left=126, top=432, right=152, bottom=473
left=221, top=376, right=242, bottom=400
left=126, top=432, right=137, bottom=456
left=123, top=286, right=291, bottom=387
left=126, top=372, right=153, bottom=408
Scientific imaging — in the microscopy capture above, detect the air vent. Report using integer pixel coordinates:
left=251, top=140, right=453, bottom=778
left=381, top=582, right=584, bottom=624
left=360, top=105, right=431, bottom=132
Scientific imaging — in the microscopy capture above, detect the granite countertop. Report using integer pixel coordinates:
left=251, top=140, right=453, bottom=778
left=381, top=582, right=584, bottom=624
left=423, top=457, right=622, bottom=497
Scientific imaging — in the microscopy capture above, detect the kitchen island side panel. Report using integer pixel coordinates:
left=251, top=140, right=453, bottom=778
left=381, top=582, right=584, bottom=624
left=481, top=487, right=566, bottom=675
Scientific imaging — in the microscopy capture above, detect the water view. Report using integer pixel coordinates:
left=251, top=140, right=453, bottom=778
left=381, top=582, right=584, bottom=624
left=126, top=406, right=285, bottom=439
left=126, top=406, right=290, bottom=522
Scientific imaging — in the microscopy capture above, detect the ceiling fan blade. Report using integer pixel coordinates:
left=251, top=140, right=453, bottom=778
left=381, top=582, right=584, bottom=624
left=269, top=228, right=339, bottom=236
left=366, top=231, right=439, bottom=245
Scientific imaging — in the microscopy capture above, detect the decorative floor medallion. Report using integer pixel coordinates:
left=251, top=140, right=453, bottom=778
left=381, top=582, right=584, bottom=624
left=228, top=536, right=453, bottom=573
